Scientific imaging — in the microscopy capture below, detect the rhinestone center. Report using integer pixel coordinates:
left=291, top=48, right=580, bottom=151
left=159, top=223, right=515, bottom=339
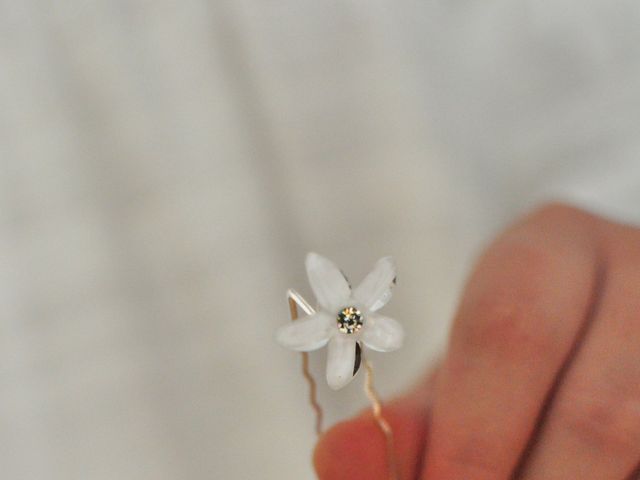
left=337, top=306, right=364, bottom=334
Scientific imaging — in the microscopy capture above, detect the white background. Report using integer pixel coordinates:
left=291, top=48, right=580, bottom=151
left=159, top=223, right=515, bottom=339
left=2, top=1, right=640, bottom=479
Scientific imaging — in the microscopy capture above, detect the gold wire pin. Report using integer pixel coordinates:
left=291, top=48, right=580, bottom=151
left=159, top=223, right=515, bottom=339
left=287, top=289, right=324, bottom=436
left=286, top=288, right=399, bottom=479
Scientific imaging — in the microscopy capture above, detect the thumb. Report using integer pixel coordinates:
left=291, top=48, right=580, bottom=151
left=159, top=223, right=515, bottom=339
left=313, top=367, right=438, bottom=480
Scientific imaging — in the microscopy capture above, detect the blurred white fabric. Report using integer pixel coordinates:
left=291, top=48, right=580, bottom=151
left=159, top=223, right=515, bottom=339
left=1, top=1, right=640, bottom=479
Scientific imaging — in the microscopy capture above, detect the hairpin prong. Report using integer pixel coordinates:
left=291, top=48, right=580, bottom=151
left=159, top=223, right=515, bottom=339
left=287, top=289, right=324, bottom=436
left=287, top=288, right=315, bottom=316
left=364, top=359, right=399, bottom=480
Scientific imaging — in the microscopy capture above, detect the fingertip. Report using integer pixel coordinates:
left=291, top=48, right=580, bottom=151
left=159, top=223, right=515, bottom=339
left=313, top=403, right=428, bottom=480
left=314, top=414, right=382, bottom=480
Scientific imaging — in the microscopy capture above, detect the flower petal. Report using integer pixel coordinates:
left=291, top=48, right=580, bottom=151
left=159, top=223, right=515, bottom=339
left=353, top=256, right=396, bottom=311
left=362, top=314, right=404, bottom=352
left=326, top=335, right=357, bottom=390
left=275, top=312, right=333, bottom=351
left=306, top=252, right=351, bottom=312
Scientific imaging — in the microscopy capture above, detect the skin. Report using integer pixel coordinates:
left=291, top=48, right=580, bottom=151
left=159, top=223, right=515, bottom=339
left=314, top=203, right=640, bottom=480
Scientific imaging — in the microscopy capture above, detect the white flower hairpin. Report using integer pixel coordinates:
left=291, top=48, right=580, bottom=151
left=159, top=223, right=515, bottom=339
left=276, top=253, right=403, bottom=478
left=276, top=253, right=404, bottom=390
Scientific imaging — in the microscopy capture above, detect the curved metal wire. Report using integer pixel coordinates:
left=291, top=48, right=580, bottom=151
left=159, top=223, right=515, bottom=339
left=364, top=359, right=399, bottom=480
left=287, top=289, right=324, bottom=435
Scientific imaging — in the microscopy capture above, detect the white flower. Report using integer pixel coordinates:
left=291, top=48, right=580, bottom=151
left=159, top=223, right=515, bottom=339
left=276, top=252, right=404, bottom=390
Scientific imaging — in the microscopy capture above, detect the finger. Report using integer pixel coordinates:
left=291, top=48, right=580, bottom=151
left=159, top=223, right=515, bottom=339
left=421, top=204, right=602, bottom=479
left=314, top=371, right=435, bottom=480
left=520, top=226, right=640, bottom=479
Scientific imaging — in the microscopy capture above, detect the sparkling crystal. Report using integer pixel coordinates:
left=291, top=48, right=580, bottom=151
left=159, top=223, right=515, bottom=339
left=337, top=306, right=364, bottom=334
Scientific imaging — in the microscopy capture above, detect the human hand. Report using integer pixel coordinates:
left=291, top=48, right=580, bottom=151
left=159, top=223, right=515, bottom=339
left=315, top=204, right=640, bottom=479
